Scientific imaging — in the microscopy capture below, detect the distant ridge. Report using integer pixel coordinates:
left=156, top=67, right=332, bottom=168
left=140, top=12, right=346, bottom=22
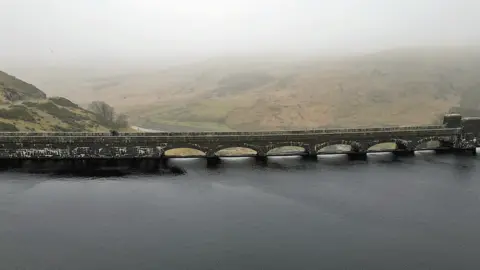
left=449, top=107, right=480, bottom=117
left=11, top=46, right=480, bottom=131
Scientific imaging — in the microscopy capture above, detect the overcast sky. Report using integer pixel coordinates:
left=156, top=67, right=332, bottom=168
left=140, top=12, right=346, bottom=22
left=1, top=0, right=479, bottom=67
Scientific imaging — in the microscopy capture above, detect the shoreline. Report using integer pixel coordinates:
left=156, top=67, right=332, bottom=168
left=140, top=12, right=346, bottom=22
left=130, top=126, right=163, bottom=132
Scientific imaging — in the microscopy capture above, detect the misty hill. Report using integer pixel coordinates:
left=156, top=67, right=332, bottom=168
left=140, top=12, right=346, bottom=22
left=0, top=70, right=112, bottom=132
left=12, top=46, right=480, bottom=131
left=0, top=71, right=46, bottom=104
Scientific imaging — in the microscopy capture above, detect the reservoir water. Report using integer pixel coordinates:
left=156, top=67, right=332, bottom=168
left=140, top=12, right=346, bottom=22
left=1, top=151, right=480, bottom=270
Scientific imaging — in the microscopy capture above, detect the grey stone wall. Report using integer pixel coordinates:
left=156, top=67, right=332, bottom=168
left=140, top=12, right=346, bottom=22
left=0, top=127, right=466, bottom=159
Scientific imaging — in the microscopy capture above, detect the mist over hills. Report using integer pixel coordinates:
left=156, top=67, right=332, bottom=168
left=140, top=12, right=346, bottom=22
left=6, top=46, right=479, bottom=131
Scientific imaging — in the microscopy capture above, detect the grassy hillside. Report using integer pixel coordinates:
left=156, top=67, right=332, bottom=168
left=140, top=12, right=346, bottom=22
left=11, top=47, right=480, bottom=131
left=123, top=47, right=480, bottom=130
left=0, top=71, right=112, bottom=132
left=0, top=70, right=46, bottom=104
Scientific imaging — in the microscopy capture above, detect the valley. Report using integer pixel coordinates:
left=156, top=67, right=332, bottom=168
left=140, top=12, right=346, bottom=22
left=6, top=47, right=480, bottom=131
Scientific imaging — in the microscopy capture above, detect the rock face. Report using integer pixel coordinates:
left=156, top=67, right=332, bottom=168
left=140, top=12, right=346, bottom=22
left=0, top=70, right=110, bottom=132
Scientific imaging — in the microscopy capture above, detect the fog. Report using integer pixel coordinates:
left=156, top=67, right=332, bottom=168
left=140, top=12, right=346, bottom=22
left=1, top=0, right=479, bottom=68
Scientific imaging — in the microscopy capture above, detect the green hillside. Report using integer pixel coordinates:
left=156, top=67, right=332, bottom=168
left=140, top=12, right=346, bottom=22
left=0, top=70, right=46, bottom=103
left=10, top=46, right=480, bottom=131
left=0, top=70, right=112, bottom=132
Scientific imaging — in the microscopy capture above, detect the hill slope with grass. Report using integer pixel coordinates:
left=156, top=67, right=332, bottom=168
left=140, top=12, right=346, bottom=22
left=0, top=70, right=46, bottom=104
left=120, top=47, right=480, bottom=130
left=0, top=71, right=112, bottom=132
left=12, top=46, right=480, bottom=131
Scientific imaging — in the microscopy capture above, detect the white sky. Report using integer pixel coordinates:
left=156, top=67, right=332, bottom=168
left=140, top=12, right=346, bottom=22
left=1, top=0, right=479, bottom=66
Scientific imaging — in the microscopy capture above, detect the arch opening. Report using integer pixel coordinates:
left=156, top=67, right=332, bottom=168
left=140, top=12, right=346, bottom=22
left=415, top=140, right=442, bottom=150
left=164, top=148, right=206, bottom=157
left=317, top=144, right=352, bottom=153
left=414, top=136, right=451, bottom=150
left=215, top=147, right=257, bottom=157
left=368, top=142, right=398, bottom=152
left=267, top=146, right=306, bottom=156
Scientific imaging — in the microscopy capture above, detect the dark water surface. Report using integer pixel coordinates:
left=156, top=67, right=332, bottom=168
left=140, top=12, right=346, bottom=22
left=1, top=151, right=480, bottom=270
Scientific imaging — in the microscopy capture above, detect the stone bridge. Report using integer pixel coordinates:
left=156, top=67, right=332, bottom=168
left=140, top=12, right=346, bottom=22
left=0, top=124, right=470, bottom=159
left=0, top=113, right=478, bottom=163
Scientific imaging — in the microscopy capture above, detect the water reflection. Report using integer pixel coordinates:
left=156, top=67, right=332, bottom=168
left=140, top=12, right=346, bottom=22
left=1, top=152, right=480, bottom=270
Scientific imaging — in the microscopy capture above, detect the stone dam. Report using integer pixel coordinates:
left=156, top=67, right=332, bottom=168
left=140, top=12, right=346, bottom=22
left=0, top=113, right=479, bottom=174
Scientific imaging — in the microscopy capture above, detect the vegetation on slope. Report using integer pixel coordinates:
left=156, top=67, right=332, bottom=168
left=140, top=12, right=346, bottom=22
left=0, top=70, right=118, bottom=132
left=11, top=46, right=480, bottom=131
left=0, top=70, right=46, bottom=104
left=124, top=48, right=480, bottom=131
left=0, top=99, right=110, bottom=132
left=87, top=101, right=129, bottom=130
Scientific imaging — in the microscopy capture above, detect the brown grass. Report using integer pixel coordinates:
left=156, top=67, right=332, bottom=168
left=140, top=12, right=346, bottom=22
left=15, top=47, right=480, bottom=130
